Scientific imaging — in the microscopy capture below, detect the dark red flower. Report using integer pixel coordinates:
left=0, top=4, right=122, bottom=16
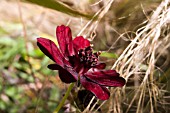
left=37, top=25, right=125, bottom=100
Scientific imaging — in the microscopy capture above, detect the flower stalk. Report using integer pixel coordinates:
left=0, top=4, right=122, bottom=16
left=53, top=83, right=75, bottom=113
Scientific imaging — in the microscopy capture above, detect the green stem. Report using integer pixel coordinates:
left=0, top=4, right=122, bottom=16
left=53, top=83, right=75, bottom=113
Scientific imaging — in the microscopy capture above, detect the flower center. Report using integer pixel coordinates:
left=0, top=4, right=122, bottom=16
left=78, top=46, right=100, bottom=67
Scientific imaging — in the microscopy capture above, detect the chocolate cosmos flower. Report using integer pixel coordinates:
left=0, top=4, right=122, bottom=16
left=37, top=25, right=125, bottom=100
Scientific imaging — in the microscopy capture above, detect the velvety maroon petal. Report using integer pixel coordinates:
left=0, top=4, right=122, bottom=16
left=73, top=36, right=90, bottom=51
left=48, top=64, right=78, bottom=83
left=85, top=70, right=126, bottom=87
left=80, top=75, right=110, bottom=100
left=48, top=64, right=62, bottom=70
left=67, top=42, right=75, bottom=56
left=56, top=25, right=72, bottom=56
left=93, top=63, right=106, bottom=69
left=59, top=67, right=77, bottom=83
left=37, top=38, right=64, bottom=66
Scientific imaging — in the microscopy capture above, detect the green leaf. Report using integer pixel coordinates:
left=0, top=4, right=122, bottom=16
left=0, top=101, right=6, bottom=110
left=100, top=52, right=118, bottom=59
left=28, top=48, right=44, bottom=57
left=5, top=87, right=16, bottom=97
left=0, top=26, right=8, bottom=35
left=0, top=36, right=16, bottom=46
left=159, top=67, right=170, bottom=91
left=23, top=0, right=93, bottom=19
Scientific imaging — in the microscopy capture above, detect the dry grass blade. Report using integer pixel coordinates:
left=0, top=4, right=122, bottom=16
left=23, top=0, right=94, bottom=19
left=81, top=0, right=115, bottom=111
left=109, top=0, right=170, bottom=112
left=77, top=0, right=115, bottom=39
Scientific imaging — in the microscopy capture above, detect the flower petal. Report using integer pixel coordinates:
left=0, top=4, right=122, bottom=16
left=73, top=36, right=90, bottom=51
left=93, top=63, right=106, bottom=69
left=37, top=38, right=64, bottom=66
left=58, top=67, right=77, bottom=83
left=48, top=64, right=62, bottom=70
left=85, top=70, right=126, bottom=87
left=48, top=64, right=78, bottom=83
left=56, top=25, right=72, bottom=56
left=80, top=75, right=110, bottom=100
left=67, top=42, right=75, bottom=56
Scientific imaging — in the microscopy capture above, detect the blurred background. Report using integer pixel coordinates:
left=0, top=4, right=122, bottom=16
left=0, top=0, right=170, bottom=113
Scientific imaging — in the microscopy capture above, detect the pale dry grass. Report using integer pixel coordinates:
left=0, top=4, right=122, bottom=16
left=82, top=0, right=170, bottom=113
left=88, top=0, right=170, bottom=113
